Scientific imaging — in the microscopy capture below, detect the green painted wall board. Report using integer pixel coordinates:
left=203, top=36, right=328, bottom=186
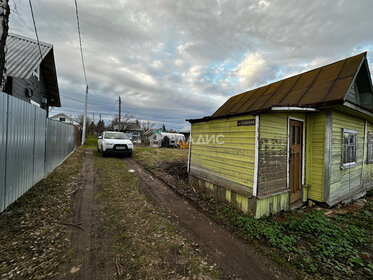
left=329, top=111, right=364, bottom=203
left=190, top=115, right=256, bottom=189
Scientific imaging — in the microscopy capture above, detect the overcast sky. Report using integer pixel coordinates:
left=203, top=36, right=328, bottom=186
left=9, top=0, right=373, bottom=130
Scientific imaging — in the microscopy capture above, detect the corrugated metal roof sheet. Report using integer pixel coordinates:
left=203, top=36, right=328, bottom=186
left=6, top=34, right=52, bottom=79
left=199, top=53, right=366, bottom=121
left=5, top=34, right=60, bottom=107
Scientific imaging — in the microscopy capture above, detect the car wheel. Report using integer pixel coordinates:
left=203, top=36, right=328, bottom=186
left=101, top=146, right=106, bottom=157
left=97, top=145, right=100, bottom=152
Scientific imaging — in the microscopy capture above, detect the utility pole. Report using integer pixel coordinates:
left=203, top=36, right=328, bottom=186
left=82, top=85, right=88, bottom=144
left=99, top=113, right=101, bottom=122
left=0, top=0, right=9, bottom=91
left=92, top=112, right=95, bottom=123
left=118, top=96, right=121, bottom=132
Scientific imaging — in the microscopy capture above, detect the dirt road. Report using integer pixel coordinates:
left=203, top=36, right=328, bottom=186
left=59, top=150, right=114, bottom=280
left=124, top=158, right=287, bottom=280
left=59, top=151, right=288, bottom=279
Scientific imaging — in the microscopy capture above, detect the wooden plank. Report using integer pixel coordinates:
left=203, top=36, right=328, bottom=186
left=323, top=111, right=332, bottom=201
left=257, top=112, right=290, bottom=196
left=190, top=115, right=256, bottom=190
left=306, top=112, right=325, bottom=201
left=328, top=111, right=365, bottom=204
left=190, top=165, right=253, bottom=197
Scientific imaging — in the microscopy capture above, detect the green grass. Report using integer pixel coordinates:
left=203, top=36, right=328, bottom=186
left=211, top=199, right=373, bottom=279
left=84, top=134, right=97, bottom=148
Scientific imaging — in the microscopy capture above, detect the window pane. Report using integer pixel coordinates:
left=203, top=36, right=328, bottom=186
left=343, top=144, right=347, bottom=163
left=348, top=146, right=355, bottom=162
left=295, top=126, right=300, bottom=144
left=291, top=125, right=295, bottom=145
left=342, top=130, right=357, bottom=165
left=350, top=135, right=354, bottom=144
left=343, top=133, right=349, bottom=144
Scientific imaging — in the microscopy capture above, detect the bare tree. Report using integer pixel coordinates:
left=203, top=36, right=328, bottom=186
left=141, top=120, right=155, bottom=131
left=76, top=114, right=92, bottom=127
left=111, top=113, right=132, bottom=131
left=0, top=0, right=9, bottom=90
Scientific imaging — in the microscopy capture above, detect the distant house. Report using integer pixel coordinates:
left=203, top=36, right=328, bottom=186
left=143, top=128, right=160, bottom=145
left=143, top=128, right=158, bottom=139
left=123, top=122, right=142, bottom=142
left=50, top=113, right=80, bottom=127
left=179, top=124, right=191, bottom=142
left=188, top=52, right=373, bottom=218
left=150, top=132, right=185, bottom=148
left=3, top=34, right=60, bottom=113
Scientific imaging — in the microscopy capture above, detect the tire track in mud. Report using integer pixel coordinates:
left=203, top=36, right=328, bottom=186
left=59, top=150, right=114, bottom=280
left=124, top=158, right=285, bottom=280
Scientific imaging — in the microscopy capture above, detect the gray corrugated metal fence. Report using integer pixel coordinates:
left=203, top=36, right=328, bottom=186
left=45, top=119, right=76, bottom=174
left=0, top=91, right=78, bottom=212
left=0, top=91, right=7, bottom=212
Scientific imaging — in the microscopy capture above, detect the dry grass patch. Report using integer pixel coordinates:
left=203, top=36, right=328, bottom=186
left=94, top=152, right=221, bottom=279
left=0, top=148, right=84, bottom=280
left=133, top=147, right=188, bottom=169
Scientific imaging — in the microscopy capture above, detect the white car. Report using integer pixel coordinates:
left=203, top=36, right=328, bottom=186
left=97, top=131, right=134, bottom=157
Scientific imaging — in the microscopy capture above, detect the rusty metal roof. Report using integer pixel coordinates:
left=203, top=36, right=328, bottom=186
left=189, top=53, right=366, bottom=122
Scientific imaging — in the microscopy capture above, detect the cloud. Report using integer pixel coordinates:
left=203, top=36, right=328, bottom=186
left=233, top=52, right=269, bottom=88
left=8, top=0, right=373, bottom=129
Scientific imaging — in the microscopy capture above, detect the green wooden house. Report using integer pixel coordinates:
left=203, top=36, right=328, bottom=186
left=187, top=52, right=373, bottom=218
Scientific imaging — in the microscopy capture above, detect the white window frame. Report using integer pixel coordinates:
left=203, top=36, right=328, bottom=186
left=341, top=128, right=357, bottom=169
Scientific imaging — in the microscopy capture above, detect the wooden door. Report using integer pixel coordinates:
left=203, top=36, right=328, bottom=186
left=289, top=120, right=302, bottom=204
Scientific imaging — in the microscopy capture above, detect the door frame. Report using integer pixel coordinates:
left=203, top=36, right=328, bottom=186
left=287, top=116, right=306, bottom=193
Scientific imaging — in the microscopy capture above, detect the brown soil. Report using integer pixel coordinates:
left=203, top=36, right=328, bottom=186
left=159, top=160, right=188, bottom=181
left=124, top=158, right=291, bottom=280
left=58, top=150, right=114, bottom=280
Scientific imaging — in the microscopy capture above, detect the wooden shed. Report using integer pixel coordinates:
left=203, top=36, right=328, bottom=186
left=187, top=52, right=373, bottom=218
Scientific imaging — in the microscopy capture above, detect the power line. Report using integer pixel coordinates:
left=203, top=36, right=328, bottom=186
left=28, top=0, right=43, bottom=62
left=60, top=94, right=114, bottom=108
left=51, top=107, right=116, bottom=117
left=74, top=0, right=89, bottom=144
left=74, top=0, right=88, bottom=87
left=11, top=2, right=34, bottom=32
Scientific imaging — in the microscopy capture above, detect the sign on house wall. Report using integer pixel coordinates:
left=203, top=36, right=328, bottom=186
left=237, top=119, right=256, bottom=126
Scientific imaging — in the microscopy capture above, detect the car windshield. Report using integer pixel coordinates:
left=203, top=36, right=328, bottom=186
left=104, top=132, right=128, bottom=139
